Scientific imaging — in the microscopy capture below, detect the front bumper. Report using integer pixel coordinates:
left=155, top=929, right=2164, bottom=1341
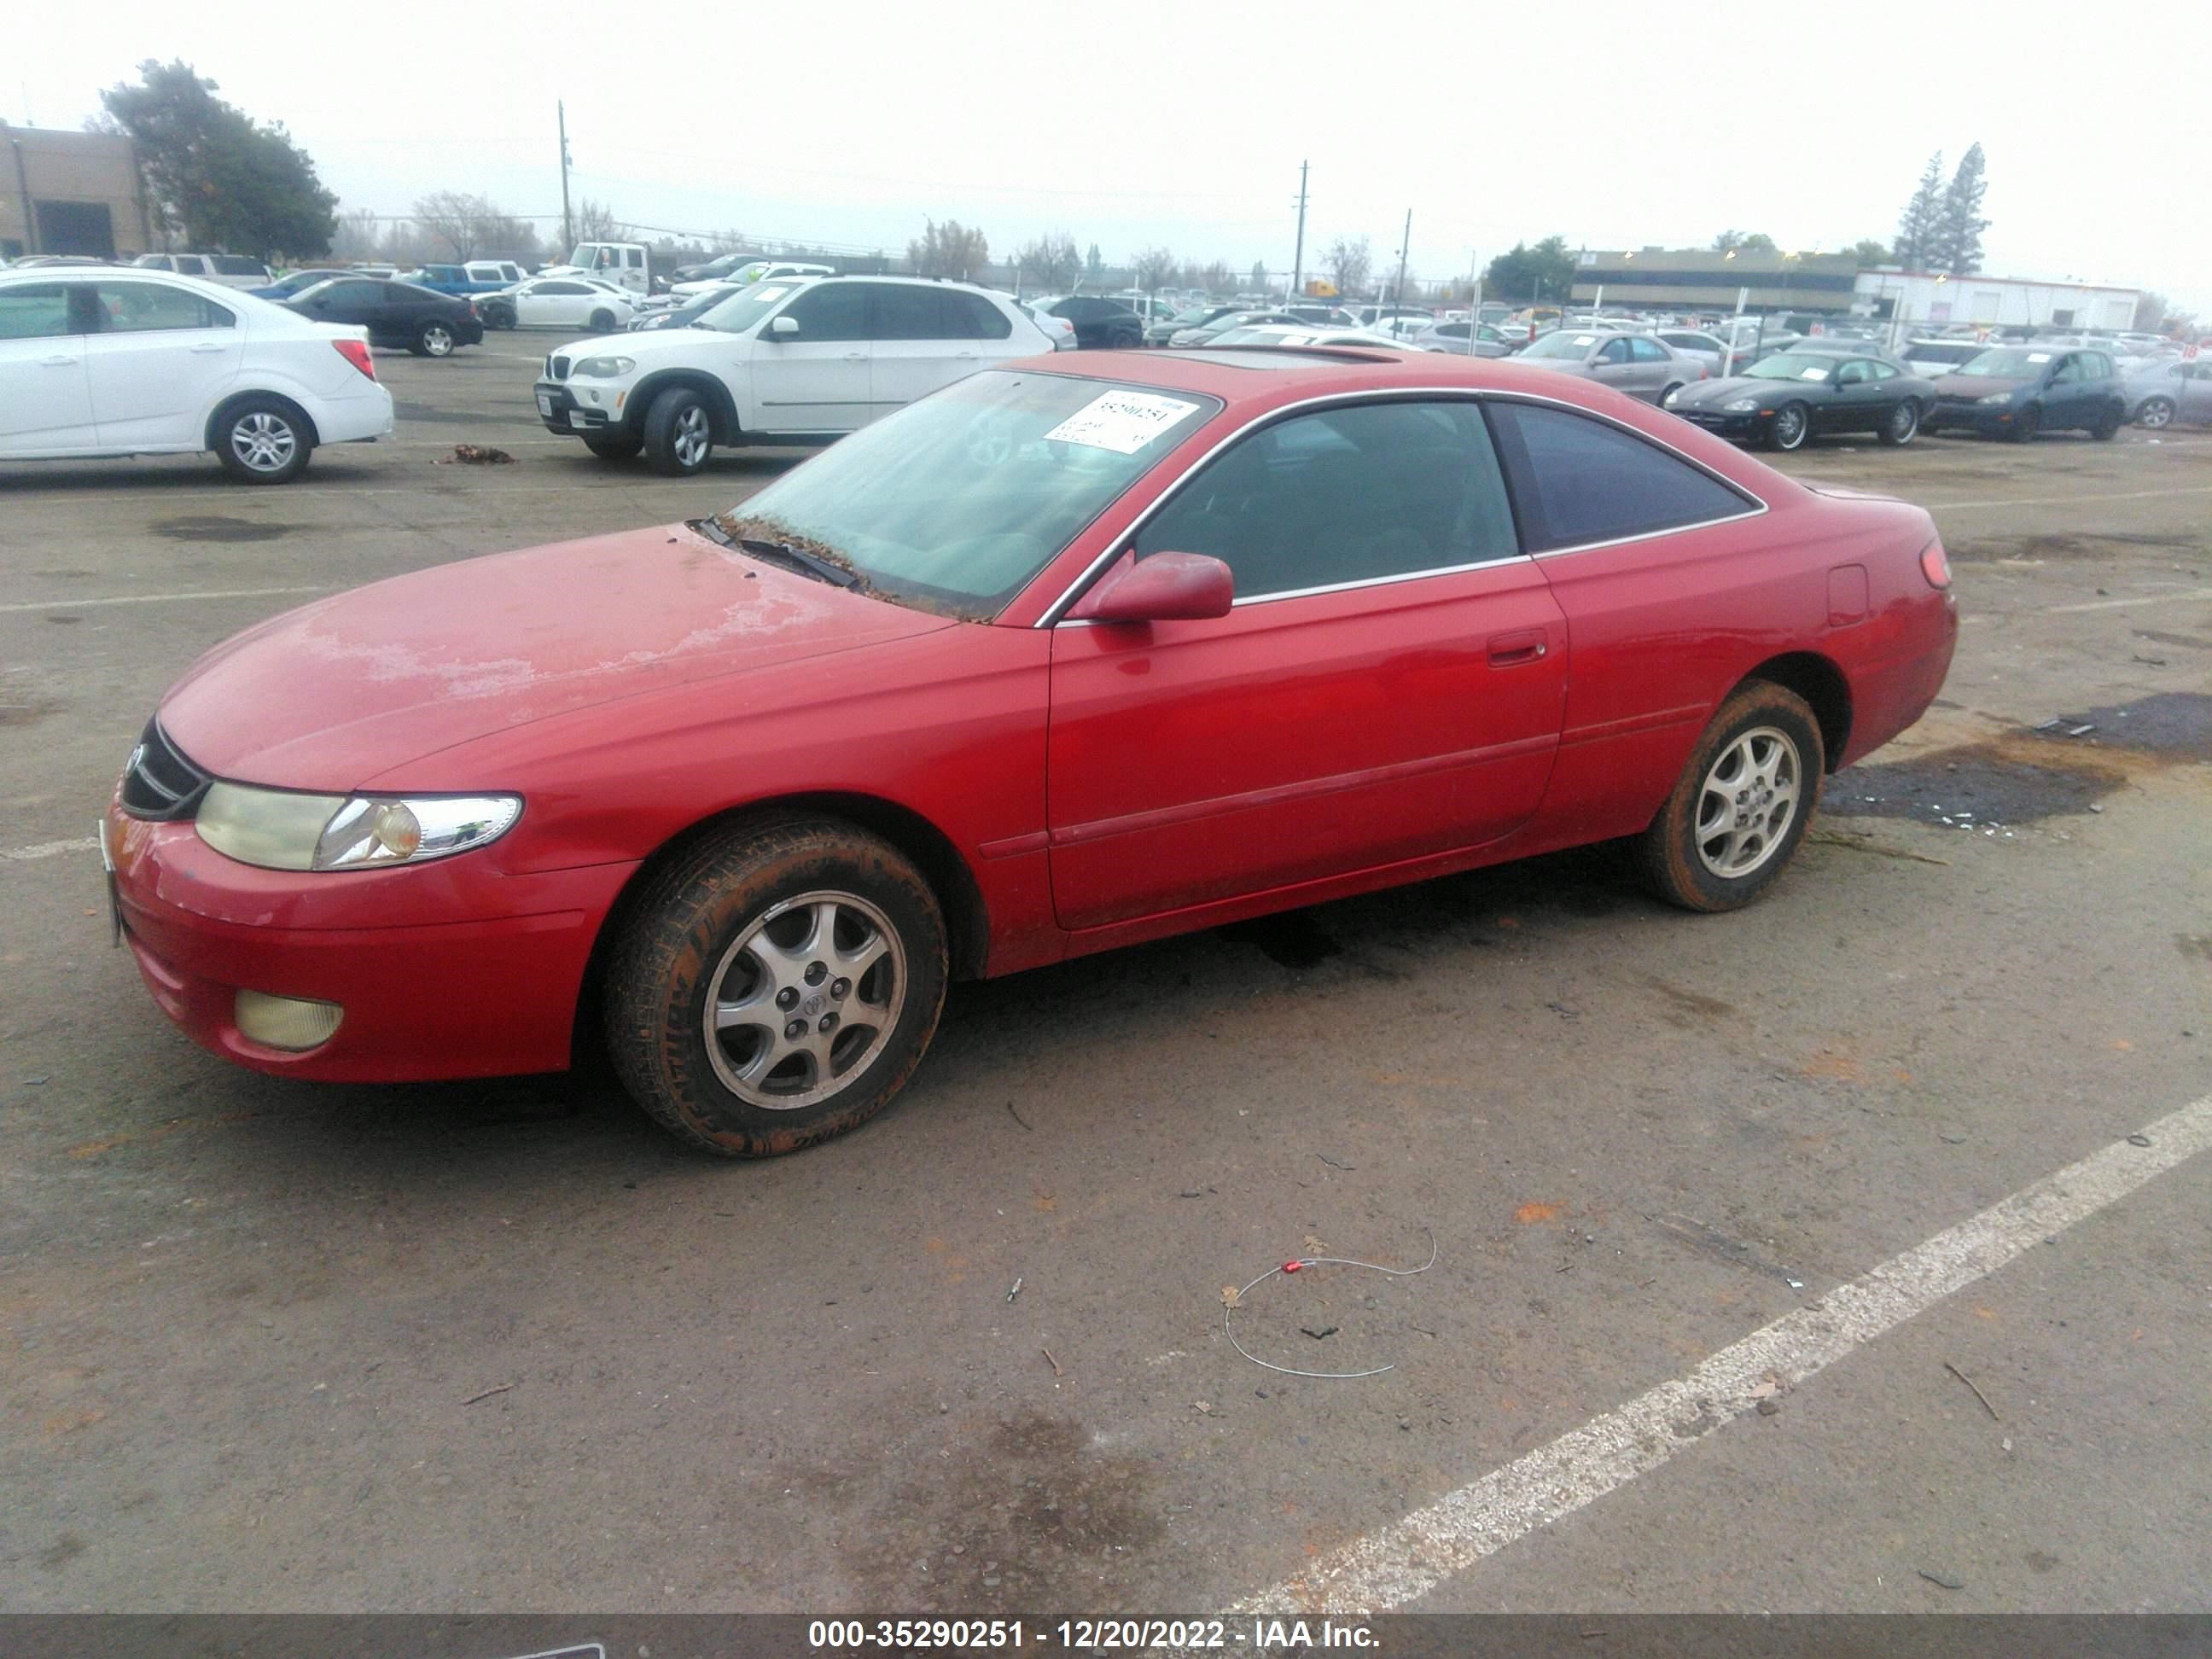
left=106, top=797, right=635, bottom=1082
left=1926, top=399, right=2017, bottom=435
left=533, top=377, right=626, bottom=435
left=1672, top=406, right=1768, bottom=441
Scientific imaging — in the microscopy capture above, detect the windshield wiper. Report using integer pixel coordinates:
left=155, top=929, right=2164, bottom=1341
left=689, top=518, right=859, bottom=588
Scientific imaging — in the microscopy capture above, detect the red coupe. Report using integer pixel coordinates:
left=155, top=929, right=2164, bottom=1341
left=106, top=347, right=1957, bottom=1155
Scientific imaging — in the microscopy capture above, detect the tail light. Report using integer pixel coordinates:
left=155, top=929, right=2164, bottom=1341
left=1918, top=537, right=1951, bottom=590
left=465, top=300, right=479, bottom=320
left=332, top=339, right=376, bottom=380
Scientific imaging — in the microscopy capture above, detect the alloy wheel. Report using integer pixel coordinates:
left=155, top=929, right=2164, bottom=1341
left=2139, top=399, right=2174, bottom=429
left=423, top=325, right=453, bottom=356
left=1889, top=402, right=1919, bottom=443
left=673, top=405, right=710, bottom=469
left=1773, top=405, right=1807, bottom=450
left=702, top=891, right=907, bottom=1109
left=229, top=411, right=298, bottom=474
left=1693, top=726, right=1801, bottom=879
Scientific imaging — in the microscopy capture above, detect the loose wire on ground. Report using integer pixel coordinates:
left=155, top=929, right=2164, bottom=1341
left=1224, top=1228, right=1439, bottom=1380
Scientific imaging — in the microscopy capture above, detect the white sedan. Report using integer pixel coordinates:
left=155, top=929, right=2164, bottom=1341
left=502, top=277, right=638, bottom=330
left=0, top=267, right=393, bottom=483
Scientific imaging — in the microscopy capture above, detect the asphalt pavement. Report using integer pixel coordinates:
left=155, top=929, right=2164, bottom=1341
left=2, top=336, right=2207, bottom=1618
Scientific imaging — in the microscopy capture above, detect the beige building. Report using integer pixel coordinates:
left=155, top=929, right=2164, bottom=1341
left=1, top=121, right=154, bottom=260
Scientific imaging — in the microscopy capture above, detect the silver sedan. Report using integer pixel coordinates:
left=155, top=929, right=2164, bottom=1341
left=1408, top=320, right=1514, bottom=358
left=2126, top=357, right=2212, bottom=428
left=1513, top=328, right=1704, bottom=403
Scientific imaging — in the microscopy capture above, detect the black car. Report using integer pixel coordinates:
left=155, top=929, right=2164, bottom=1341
left=282, top=277, right=486, bottom=357
left=1925, top=346, right=2128, bottom=441
left=1029, top=294, right=1144, bottom=348
left=1665, top=350, right=1940, bottom=451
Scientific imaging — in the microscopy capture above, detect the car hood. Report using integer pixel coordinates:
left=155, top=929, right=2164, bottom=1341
left=1931, top=372, right=2029, bottom=397
left=1670, top=375, right=1790, bottom=407
left=158, top=523, right=952, bottom=790
left=551, top=323, right=730, bottom=357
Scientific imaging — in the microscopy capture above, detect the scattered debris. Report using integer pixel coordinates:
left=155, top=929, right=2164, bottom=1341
left=2133, top=655, right=2168, bottom=667
left=1807, top=829, right=1950, bottom=867
left=1300, top=1325, right=1340, bottom=1341
left=1006, top=1277, right=1023, bottom=1304
left=1004, top=1100, right=1033, bottom=1132
left=436, top=443, right=515, bottom=465
left=2127, top=1132, right=2152, bottom=1148
left=1943, top=1360, right=2000, bottom=1421
left=1314, top=1151, right=1355, bottom=1171
left=25, top=1075, right=49, bottom=1086
left=462, top=1384, right=512, bottom=1406
left=1545, top=1000, right=1582, bottom=1020
left=1191, top=1400, right=1219, bottom=1417
left=1755, top=1397, right=1781, bottom=1416
left=1041, top=1348, right=1062, bottom=1377
left=1224, top=1228, right=1438, bottom=1381
left=1177, top=1189, right=1212, bottom=1199
left=1918, top=1569, right=1965, bottom=1591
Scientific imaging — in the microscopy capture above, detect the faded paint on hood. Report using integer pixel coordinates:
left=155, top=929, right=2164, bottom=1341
left=159, top=522, right=953, bottom=789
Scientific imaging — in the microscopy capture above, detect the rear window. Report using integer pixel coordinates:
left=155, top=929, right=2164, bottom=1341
left=1486, top=400, right=1755, bottom=552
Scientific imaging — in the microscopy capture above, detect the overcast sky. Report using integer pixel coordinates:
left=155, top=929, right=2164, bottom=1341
left=16, top=0, right=2209, bottom=317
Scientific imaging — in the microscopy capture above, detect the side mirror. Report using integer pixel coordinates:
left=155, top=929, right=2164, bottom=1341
left=768, top=315, right=800, bottom=337
left=1068, top=552, right=1234, bottom=624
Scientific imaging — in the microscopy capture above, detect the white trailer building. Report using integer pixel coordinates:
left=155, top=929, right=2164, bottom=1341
left=1854, top=268, right=2139, bottom=331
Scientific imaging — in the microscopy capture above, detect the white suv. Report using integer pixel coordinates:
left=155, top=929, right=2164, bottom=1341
left=0, top=268, right=393, bottom=483
left=533, top=275, right=1053, bottom=474
left=131, top=253, right=275, bottom=290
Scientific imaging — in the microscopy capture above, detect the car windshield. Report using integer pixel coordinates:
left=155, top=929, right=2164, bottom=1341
left=1953, top=347, right=2053, bottom=378
left=1522, top=332, right=1599, bottom=359
left=713, top=370, right=1221, bottom=620
left=1168, top=307, right=1215, bottom=324
left=1744, top=353, right=1838, bottom=381
left=661, top=286, right=739, bottom=325
left=693, top=282, right=799, bottom=335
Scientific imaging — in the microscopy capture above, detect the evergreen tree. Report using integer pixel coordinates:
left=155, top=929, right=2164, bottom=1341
left=1894, top=151, right=1944, bottom=269
left=1932, top=143, right=1990, bottom=276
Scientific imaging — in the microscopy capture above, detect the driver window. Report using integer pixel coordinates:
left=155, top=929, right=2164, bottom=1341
left=1130, top=400, right=1519, bottom=600
left=2050, top=356, right=2084, bottom=383
left=779, top=283, right=872, bottom=342
left=1597, top=339, right=1633, bottom=364
left=1835, top=360, right=1869, bottom=385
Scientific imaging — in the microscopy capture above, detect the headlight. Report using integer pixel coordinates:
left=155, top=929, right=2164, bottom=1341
left=1977, top=390, right=2014, bottom=405
left=1662, top=388, right=1680, bottom=406
left=1725, top=396, right=1761, bottom=412
left=196, top=783, right=521, bottom=871
left=571, top=355, right=635, bottom=377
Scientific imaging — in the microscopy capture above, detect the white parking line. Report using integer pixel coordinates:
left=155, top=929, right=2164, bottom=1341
left=3, top=836, right=99, bottom=862
left=0, top=585, right=332, bottom=614
left=1924, top=484, right=2212, bottom=511
left=1225, top=1093, right=2212, bottom=1616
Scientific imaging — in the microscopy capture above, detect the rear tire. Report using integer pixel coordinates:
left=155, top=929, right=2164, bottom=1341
left=2091, top=404, right=2123, bottom=440
left=1636, top=682, right=1824, bottom=913
left=213, top=396, right=314, bottom=485
left=603, top=820, right=949, bottom=1157
left=589, top=309, right=617, bottom=333
left=583, top=433, right=643, bottom=461
left=2136, top=396, right=2174, bottom=429
left=643, top=386, right=715, bottom=476
left=1877, top=399, right=1920, bottom=446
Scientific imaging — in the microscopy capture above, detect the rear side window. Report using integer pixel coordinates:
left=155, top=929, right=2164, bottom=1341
left=91, top=281, right=235, bottom=333
left=1486, top=400, right=1755, bottom=552
left=874, top=285, right=956, bottom=341
left=950, top=291, right=1012, bottom=340
left=1132, top=399, right=1520, bottom=599
left=0, top=282, right=75, bottom=340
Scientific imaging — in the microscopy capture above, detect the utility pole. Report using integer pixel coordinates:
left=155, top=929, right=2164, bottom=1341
left=557, top=101, right=573, bottom=253
left=1289, top=160, right=1308, bottom=302
left=1393, top=209, right=1412, bottom=309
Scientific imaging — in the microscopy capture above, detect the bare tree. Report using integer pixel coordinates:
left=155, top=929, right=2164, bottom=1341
left=410, top=191, right=498, bottom=260
left=1322, top=235, right=1371, bottom=297
left=1200, top=259, right=1232, bottom=294
left=331, top=206, right=382, bottom=262
left=573, top=198, right=620, bottom=243
left=907, top=218, right=990, bottom=281
left=1015, top=231, right=1081, bottom=290
left=1132, top=246, right=1177, bottom=294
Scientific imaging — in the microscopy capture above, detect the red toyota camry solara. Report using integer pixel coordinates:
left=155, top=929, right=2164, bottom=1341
left=106, top=346, right=1957, bottom=1155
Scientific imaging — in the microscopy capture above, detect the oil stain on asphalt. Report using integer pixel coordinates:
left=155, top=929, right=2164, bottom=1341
left=151, top=516, right=295, bottom=544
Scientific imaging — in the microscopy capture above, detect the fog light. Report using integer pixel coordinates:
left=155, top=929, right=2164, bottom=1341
left=234, top=990, right=344, bottom=1051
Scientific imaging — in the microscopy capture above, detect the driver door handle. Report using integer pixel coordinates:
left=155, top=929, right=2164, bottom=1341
left=1487, top=629, right=1550, bottom=667
left=42, top=354, right=78, bottom=367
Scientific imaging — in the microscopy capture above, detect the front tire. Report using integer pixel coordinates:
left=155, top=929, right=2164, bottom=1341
left=2136, top=396, right=2175, bottom=429
left=1767, top=401, right=1810, bottom=451
left=1636, top=682, right=1824, bottom=913
left=589, top=309, right=617, bottom=333
left=2007, top=405, right=2042, bottom=442
left=413, top=320, right=456, bottom=358
left=213, top=397, right=314, bottom=485
left=583, top=433, right=643, bottom=461
left=2091, top=403, right=2124, bottom=440
left=1878, top=399, right=1920, bottom=446
left=604, top=820, right=949, bottom=1157
left=642, top=386, right=714, bottom=476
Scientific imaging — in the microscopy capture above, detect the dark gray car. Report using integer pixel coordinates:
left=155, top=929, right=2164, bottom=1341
left=1513, top=327, right=1700, bottom=403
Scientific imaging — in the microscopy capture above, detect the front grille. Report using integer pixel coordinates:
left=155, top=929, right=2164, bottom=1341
left=548, top=355, right=570, bottom=381
left=119, top=719, right=212, bottom=822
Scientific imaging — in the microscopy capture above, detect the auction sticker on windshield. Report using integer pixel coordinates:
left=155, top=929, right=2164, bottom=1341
left=1044, top=390, right=1203, bottom=453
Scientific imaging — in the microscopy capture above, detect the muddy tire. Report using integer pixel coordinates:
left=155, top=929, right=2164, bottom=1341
left=603, top=819, right=948, bottom=1157
left=1636, top=682, right=1825, bottom=913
